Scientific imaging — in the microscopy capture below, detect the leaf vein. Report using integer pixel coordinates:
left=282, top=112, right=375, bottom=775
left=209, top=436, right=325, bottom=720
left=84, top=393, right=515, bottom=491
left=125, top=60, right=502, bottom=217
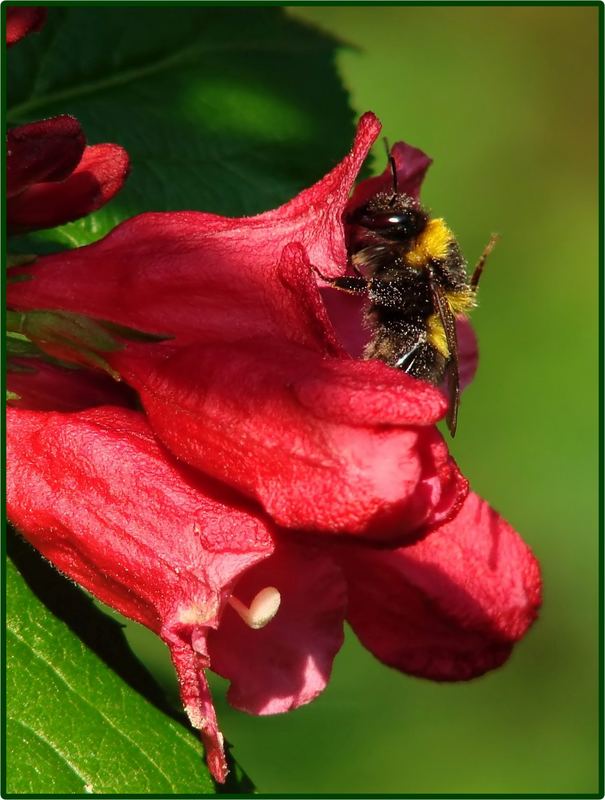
left=7, top=36, right=327, bottom=123
left=8, top=714, right=92, bottom=788
left=7, top=626, right=177, bottom=790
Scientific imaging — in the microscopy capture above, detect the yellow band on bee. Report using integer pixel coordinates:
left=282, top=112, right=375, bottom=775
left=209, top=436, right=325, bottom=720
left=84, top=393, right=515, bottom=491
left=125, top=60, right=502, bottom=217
left=426, top=290, right=475, bottom=358
left=406, top=218, right=452, bottom=267
left=426, top=313, right=449, bottom=358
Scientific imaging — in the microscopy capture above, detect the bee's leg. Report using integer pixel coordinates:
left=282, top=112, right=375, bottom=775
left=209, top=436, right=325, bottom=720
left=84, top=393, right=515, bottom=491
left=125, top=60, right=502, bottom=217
left=471, top=233, right=499, bottom=290
left=311, top=265, right=330, bottom=281
left=311, top=264, right=368, bottom=293
left=317, top=275, right=368, bottom=294
left=329, top=276, right=368, bottom=293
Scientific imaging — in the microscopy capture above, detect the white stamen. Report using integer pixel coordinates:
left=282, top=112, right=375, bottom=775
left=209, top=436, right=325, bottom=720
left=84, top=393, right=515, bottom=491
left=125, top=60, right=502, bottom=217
left=228, top=586, right=281, bottom=629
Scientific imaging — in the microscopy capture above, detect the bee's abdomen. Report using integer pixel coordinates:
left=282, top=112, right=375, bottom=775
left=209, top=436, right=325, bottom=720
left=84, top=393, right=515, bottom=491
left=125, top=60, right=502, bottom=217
left=364, top=317, right=446, bottom=385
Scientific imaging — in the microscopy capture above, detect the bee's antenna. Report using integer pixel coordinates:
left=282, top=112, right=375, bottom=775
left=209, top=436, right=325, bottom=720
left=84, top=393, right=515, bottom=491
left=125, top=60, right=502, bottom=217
left=384, top=137, right=398, bottom=195
left=471, top=233, right=499, bottom=290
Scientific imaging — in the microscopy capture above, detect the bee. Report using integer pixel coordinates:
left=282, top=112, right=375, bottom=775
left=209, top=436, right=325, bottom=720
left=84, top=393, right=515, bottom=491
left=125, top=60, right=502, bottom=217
left=325, top=149, right=497, bottom=436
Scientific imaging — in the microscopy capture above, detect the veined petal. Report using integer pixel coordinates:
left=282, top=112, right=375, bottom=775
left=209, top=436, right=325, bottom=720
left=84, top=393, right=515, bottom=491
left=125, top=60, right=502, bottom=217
left=114, top=337, right=466, bottom=542
left=258, top=111, right=382, bottom=276
left=319, top=285, right=369, bottom=358
left=339, top=492, right=541, bottom=680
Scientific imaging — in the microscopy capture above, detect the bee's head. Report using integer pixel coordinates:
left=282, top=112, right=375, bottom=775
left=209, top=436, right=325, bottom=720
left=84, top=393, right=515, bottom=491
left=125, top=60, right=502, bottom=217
left=348, top=193, right=428, bottom=241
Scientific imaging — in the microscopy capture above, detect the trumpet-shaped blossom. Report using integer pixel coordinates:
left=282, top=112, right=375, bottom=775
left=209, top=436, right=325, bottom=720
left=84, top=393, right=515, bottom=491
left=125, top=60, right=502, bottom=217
left=7, top=403, right=540, bottom=783
left=7, top=112, right=542, bottom=782
left=7, top=114, right=384, bottom=342
left=6, top=405, right=348, bottom=781
left=8, top=114, right=467, bottom=542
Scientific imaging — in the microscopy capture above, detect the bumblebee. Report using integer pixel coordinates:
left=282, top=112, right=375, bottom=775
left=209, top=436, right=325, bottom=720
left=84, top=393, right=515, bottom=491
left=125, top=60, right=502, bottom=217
left=326, top=153, right=497, bottom=436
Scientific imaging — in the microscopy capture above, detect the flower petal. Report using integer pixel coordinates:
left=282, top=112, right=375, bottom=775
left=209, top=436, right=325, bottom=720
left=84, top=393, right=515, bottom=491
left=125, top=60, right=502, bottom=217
left=7, top=405, right=276, bottom=782
left=8, top=143, right=130, bottom=232
left=7, top=113, right=381, bottom=334
left=6, top=6, right=46, bottom=46
left=339, top=492, right=541, bottom=680
left=10, top=238, right=342, bottom=353
left=115, top=337, right=466, bottom=542
left=208, top=542, right=346, bottom=715
left=319, top=285, right=369, bottom=358
left=347, top=140, right=432, bottom=215
left=259, top=111, right=382, bottom=277
left=7, top=115, right=85, bottom=198
left=7, top=406, right=274, bottom=633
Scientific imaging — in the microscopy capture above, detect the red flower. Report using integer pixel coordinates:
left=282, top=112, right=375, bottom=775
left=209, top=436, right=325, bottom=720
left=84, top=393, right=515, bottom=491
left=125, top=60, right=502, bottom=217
left=7, top=403, right=539, bottom=783
left=8, top=114, right=466, bottom=542
left=7, top=115, right=129, bottom=233
left=6, top=6, right=46, bottom=47
left=6, top=406, right=272, bottom=782
left=7, top=112, right=541, bottom=782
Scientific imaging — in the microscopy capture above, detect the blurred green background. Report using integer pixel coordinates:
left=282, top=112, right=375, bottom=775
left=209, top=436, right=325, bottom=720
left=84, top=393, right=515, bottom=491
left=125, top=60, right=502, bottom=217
left=115, top=5, right=599, bottom=794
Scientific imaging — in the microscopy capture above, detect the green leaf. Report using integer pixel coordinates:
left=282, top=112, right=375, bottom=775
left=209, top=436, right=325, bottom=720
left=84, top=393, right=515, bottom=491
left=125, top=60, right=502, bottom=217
left=6, top=531, right=220, bottom=794
left=7, top=7, right=354, bottom=249
left=6, top=310, right=121, bottom=352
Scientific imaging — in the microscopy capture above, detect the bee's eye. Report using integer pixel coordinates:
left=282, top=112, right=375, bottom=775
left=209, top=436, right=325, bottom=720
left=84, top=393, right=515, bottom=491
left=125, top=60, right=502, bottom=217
left=356, top=210, right=420, bottom=237
left=357, top=212, right=402, bottom=229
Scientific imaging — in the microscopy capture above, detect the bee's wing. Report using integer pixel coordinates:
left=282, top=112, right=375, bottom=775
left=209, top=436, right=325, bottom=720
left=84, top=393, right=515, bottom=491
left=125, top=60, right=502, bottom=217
left=429, top=277, right=460, bottom=436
